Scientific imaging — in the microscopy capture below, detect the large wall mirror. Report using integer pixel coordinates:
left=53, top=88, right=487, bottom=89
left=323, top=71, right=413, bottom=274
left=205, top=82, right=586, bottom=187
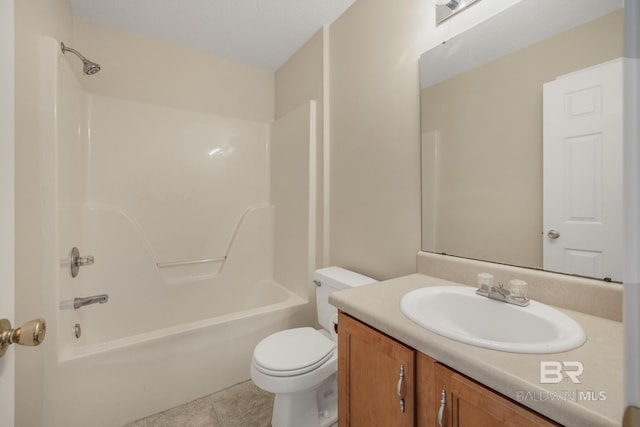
left=420, top=0, right=624, bottom=281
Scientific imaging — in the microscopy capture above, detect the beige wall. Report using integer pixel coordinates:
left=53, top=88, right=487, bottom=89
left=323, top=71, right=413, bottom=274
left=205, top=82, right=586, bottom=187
left=274, top=0, right=529, bottom=280
left=275, top=28, right=326, bottom=120
left=328, top=0, right=424, bottom=280
left=421, top=10, right=624, bottom=269
left=275, top=27, right=328, bottom=268
left=73, top=17, right=274, bottom=122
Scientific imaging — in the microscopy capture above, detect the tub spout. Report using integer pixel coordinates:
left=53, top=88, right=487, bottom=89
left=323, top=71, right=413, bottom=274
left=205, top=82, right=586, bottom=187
left=73, top=294, right=109, bottom=310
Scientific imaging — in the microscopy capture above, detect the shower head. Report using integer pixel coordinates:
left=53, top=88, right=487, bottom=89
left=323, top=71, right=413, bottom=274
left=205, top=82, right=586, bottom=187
left=60, top=42, right=101, bottom=75
left=83, top=60, right=101, bottom=76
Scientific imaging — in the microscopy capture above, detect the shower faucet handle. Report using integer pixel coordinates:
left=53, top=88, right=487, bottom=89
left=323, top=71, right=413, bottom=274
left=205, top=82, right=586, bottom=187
left=69, top=247, right=95, bottom=278
left=77, top=255, right=94, bottom=266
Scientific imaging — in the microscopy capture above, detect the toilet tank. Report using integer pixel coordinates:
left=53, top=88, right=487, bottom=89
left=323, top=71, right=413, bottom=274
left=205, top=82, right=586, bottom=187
left=314, top=266, right=377, bottom=332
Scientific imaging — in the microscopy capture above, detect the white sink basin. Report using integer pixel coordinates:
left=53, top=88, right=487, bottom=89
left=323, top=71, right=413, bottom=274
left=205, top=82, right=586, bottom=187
left=400, top=286, right=586, bottom=353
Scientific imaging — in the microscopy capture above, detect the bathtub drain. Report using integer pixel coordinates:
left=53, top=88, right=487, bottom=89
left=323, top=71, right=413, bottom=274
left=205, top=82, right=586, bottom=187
left=73, top=323, right=81, bottom=339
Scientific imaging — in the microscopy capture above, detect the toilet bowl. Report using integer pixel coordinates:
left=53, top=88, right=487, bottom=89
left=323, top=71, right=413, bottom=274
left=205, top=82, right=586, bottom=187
left=250, top=267, right=377, bottom=427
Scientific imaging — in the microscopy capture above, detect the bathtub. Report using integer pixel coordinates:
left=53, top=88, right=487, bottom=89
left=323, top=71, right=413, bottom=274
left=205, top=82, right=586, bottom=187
left=43, top=202, right=312, bottom=427
left=44, top=203, right=311, bottom=427
left=44, top=279, right=308, bottom=427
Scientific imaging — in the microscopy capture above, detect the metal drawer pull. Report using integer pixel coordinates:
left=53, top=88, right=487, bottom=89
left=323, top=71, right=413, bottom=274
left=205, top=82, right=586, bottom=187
left=438, top=389, right=447, bottom=427
left=396, top=364, right=405, bottom=413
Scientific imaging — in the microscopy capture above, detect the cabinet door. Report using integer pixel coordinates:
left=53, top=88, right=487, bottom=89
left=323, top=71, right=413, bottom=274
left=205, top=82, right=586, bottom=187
left=417, top=352, right=439, bottom=426
left=338, top=312, right=415, bottom=427
left=434, top=363, right=558, bottom=427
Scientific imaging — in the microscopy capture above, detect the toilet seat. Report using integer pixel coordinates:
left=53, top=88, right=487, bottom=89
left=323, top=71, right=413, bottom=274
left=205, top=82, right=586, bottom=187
left=253, top=327, right=336, bottom=377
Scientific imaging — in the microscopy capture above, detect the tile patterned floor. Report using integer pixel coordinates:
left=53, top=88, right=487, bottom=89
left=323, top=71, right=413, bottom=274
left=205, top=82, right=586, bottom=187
left=122, top=381, right=274, bottom=427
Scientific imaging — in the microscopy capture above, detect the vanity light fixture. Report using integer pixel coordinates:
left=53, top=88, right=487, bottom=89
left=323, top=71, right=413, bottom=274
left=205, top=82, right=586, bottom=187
left=433, top=0, right=481, bottom=25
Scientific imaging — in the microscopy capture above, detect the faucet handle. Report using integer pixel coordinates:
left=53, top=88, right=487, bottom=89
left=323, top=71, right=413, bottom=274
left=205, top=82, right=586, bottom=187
left=69, top=247, right=95, bottom=277
left=477, top=273, right=494, bottom=292
left=76, top=255, right=94, bottom=266
left=509, top=279, right=528, bottom=299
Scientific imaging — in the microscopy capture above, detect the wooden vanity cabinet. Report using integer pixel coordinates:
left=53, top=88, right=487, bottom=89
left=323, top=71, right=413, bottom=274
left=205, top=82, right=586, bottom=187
left=339, top=312, right=558, bottom=427
left=338, top=311, right=415, bottom=426
left=422, top=353, right=558, bottom=427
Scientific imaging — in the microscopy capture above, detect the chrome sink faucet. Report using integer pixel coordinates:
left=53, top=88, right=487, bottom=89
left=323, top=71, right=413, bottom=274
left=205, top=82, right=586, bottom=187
left=475, top=273, right=529, bottom=307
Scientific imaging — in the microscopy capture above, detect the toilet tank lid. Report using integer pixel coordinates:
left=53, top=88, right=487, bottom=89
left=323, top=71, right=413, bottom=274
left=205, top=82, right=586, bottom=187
left=314, top=266, right=377, bottom=288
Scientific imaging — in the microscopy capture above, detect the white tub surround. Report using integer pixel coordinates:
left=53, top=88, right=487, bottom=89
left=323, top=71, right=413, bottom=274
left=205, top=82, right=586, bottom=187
left=36, top=37, right=317, bottom=427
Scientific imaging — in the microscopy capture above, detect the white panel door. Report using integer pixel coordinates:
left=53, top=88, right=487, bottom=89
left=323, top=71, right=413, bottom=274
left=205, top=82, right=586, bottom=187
left=543, top=58, right=624, bottom=280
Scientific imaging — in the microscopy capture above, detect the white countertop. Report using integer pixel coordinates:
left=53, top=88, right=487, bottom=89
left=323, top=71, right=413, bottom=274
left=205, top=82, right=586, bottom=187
left=329, top=273, right=623, bottom=427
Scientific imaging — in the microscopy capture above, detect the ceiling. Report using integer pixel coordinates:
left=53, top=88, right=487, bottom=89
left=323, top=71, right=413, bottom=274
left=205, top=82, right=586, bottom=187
left=69, top=0, right=356, bottom=72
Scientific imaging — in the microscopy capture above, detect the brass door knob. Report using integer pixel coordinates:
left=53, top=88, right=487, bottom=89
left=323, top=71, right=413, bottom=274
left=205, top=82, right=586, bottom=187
left=0, top=318, right=46, bottom=358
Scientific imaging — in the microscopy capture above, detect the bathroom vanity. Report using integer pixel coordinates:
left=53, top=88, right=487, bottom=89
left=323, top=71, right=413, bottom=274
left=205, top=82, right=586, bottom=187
left=338, top=312, right=556, bottom=426
left=331, top=267, right=623, bottom=427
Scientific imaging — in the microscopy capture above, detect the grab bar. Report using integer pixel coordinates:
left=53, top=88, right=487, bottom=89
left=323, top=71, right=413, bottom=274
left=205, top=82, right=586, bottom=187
left=156, top=257, right=226, bottom=269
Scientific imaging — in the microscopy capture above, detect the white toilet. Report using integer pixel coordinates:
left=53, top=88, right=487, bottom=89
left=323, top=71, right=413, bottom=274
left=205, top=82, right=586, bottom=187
left=250, top=266, right=377, bottom=427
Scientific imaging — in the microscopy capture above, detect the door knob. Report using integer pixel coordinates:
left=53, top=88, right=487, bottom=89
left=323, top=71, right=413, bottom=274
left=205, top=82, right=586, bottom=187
left=547, top=229, right=561, bottom=239
left=0, top=318, right=46, bottom=358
